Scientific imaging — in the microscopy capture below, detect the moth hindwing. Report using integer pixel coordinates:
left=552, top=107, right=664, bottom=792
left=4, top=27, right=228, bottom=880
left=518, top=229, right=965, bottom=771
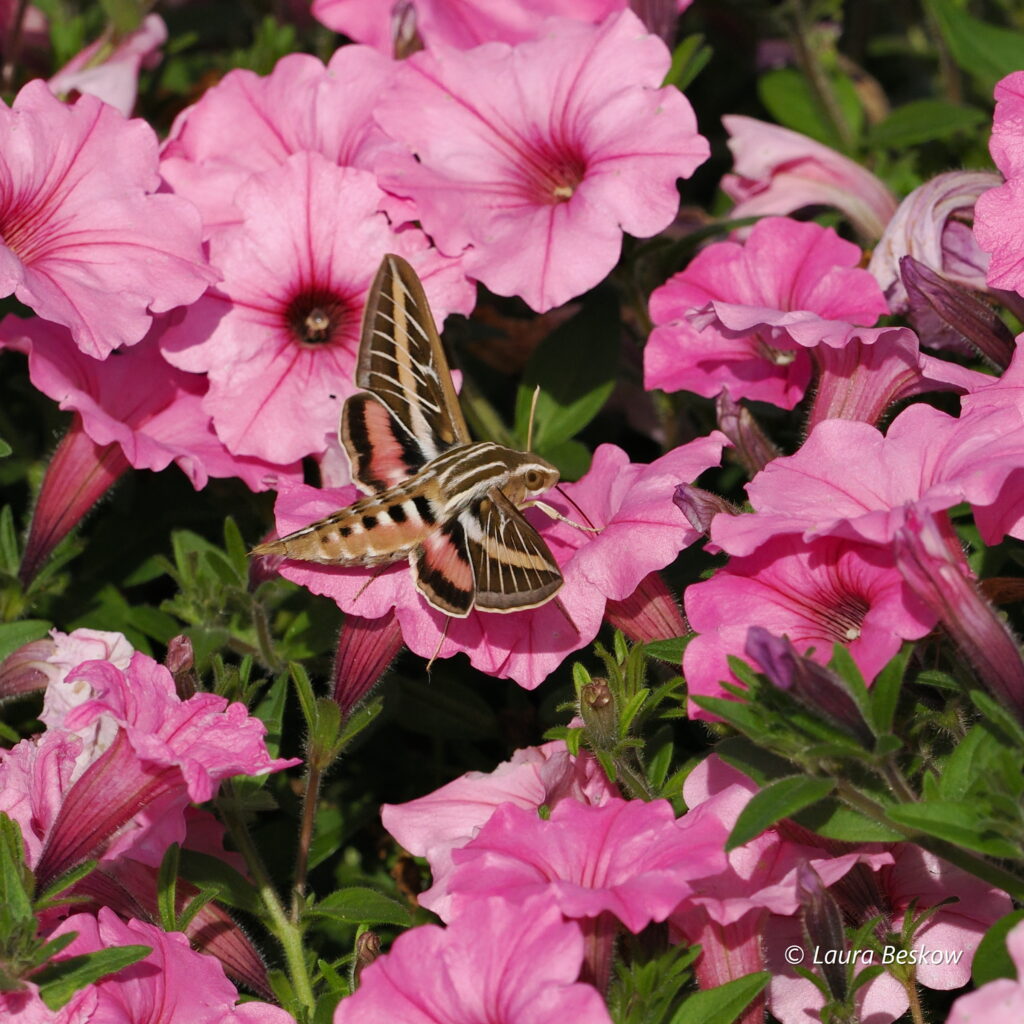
left=253, top=254, right=564, bottom=617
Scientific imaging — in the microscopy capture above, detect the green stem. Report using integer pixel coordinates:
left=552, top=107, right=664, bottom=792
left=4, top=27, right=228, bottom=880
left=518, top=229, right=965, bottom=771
left=291, top=758, right=324, bottom=922
left=219, top=783, right=316, bottom=1015
left=835, top=782, right=1024, bottom=900
left=253, top=599, right=284, bottom=673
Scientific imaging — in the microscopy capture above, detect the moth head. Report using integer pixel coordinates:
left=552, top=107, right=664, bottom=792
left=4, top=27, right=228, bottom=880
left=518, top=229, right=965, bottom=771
left=516, top=456, right=560, bottom=499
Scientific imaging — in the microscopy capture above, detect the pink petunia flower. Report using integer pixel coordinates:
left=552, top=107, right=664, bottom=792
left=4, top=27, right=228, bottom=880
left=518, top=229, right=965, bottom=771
left=334, top=896, right=612, bottom=1024
left=49, top=908, right=294, bottom=1023
left=0, top=80, right=215, bottom=359
left=644, top=218, right=890, bottom=409
left=974, top=72, right=1024, bottom=297
left=159, top=153, right=474, bottom=465
left=160, top=47, right=403, bottom=235
left=13, top=651, right=299, bottom=887
left=373, top=10, right=709, bottom=311
left=948, top=920, right=1024, bottom=1024
left=48, top=13, right=168, bottom=116
left=683, top=534, right=935, bottom=715
left=312, top=0, right=625, bottom=51
left=709, top=402, right=1024, bottom=558
left=382, top=739, right=617, bottom=907
left=0, top=314, right=298, bottom=580
left=268, top=436, right=726, bottom=688
left=721, top=115, right=898, bottom=240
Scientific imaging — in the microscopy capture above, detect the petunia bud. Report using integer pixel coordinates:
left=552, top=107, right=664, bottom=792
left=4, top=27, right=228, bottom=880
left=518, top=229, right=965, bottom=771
left=894, top=508, right=1024, bottom=722
left=900, top=256, right=1014, bottom=369
left=164, top=635, right=197, bottom=700
left=0, top=638, right=56, bottom=701
left=332, top=612, right=404, bottom=717
left=798, top=863, right=849, bottom=1003
left=604, top=571, right=687, bottom=644
left=715, top=391, right=779, bottom=475
left=20, top=416, right=129, bottom=585
left=673, top=483, right=740, bottom=537
left=745, top=627, right=874, bottom=746
left=354, top=930, right=382, bottom=985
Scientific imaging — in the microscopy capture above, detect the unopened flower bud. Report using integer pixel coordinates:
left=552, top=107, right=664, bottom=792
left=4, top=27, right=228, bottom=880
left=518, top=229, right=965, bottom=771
left=716, top=391, right=779, bottom=476
left=673, top=484, right=739, bottom=537
left=798, top=863, right=848, bottom=1003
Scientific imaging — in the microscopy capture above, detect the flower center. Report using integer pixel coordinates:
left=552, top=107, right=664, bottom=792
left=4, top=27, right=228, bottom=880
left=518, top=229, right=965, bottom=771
left=823, top=594, right=870, bottom=644
left=285, top=290, right=350, bottom=348
left=520, top=139, right=587, bottom=206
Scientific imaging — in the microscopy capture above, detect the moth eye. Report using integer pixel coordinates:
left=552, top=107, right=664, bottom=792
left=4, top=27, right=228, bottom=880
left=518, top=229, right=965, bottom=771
left=524, top=469, right=545, bottom=491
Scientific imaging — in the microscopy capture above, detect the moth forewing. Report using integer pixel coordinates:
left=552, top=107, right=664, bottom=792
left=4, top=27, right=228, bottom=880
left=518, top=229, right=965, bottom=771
left=253, top=253, right=567, bottom=618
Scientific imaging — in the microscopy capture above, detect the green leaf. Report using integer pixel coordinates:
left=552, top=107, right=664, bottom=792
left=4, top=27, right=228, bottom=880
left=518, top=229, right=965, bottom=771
left=939, top=724, right=993, bottom=801
left=178, top=851, right=262, bottom=916
left=714, top=737, right=795, bottom=789
left=36, top=946, right=152, bottom=1010
left=757, top=67, right=861, bottom=150
left=289, top=662, right=319, bottom=733
left=887, top=802, right=1021, bottom=858
left=310, top=887, right=412, bottom=927
left=156, top=844, right=180, bottom=932
left=514, top=291, right=619, bottom=450
left=223, top=517, right=250, bottom=583
left=0, top=436, right=11, bottom=457
left=792, top=798, right=905, bottom=842
left=973, top=910, right=1024, bottom=986
left=868, top=644, right=911, bottom=736
left=0, top=619, right=52, bottom=663
left=728, top=776, right=836, bottom=850
left=0, top=504, right=19, bottom=575
left=924, top=0, right=1024, bottom=89
left=868, top=100, right=987, bottom=148
left=644, top=636, right=690, bottom=664
left=970, top=689, right=1024, bottom=750
left=0, top=814, right=34, bottom=944
left=669, top=971, right=771, bottom=1024
left=664, top=33, right=713, bottom=93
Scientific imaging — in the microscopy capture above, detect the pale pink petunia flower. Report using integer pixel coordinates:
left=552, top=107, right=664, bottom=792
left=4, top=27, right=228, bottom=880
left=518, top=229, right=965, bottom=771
left=644, top=218, right=890, bottom=408
left=312, top=0, right=624, bottom=51
left=710, top=402, right=1024, bottom=558
left=48, top=13, right=168, bottom=117
left=382, top=739, right=616, bottom=908
left=50, top=908, right=295, bottom=1023
left=26, top=651, right=299, bottom=886
left=975, top=72, right=1024, bottom=297
left=373, top=10, right=709, bottom=311
left=949, top=920, right=1024, bottom=1024
left=683, top=534, right=935, bottom=716
left=159, top=153, right=474, bottom=465
left=160, top=46, right=403, bottom=235
left=0, top=80, right=215, bottom=359
left=334, top=896, right=612, bottom=1024
left=722, top=114, right=898, bottom=239
left=268, top=436, right=726, bottom=688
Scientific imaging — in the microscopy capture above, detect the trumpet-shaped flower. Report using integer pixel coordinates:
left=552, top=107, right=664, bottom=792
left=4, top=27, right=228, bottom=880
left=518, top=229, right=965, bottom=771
left=722, top=115, right=898, bottom=240
left=373, top=11, right=709, bottom=311
left=949, top=921, right=1024, bottom=1024
left=161, top=47, right=402, bottom=234
left=159, top=153, right=473, bottom=464
left=268, top=436, right=726, bottom=688
left=312, top=0, right=624, bottom=50
left=334, top=896, right=611, bottom=1024
left=684, top=535, right=935, bottom=715
left=644, top=218, right=889, bottom=408
left=0, top=80, right=215, bottom=358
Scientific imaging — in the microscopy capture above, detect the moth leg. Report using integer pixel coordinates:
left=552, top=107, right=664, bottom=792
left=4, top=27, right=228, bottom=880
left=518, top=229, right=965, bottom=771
left=425, top=614, right=453, bottom=675
left=522, top=500, right=600, bottom=533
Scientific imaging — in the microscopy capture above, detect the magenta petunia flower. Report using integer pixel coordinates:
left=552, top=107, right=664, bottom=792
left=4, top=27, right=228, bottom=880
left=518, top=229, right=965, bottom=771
left=683, top=534, right=935, bottom=714
left=48, top=13, right=167, bottom=116
left=159, top=153, right=473, bottom=465
left=313, top=0, right=625, bottom=51
left=0, top=80, right=215, bottom=359
left=51, top=908, right=294, bottom=1024
left=644, top=218, right=890, bottom=408
left=435, top=796, right=727, bottom=931
left=722, top=115, right=898, bottom=240
left=975, top=72, right=1024, bottom=297
left=161, top=46, right=403, bottom=235
left=710, top=402, right=1024, bottom=558
left=949, top=921, right=1024, bottom=1024
left=373, top=10, right=709, bottom=311
left=334, top=896, right=612, bottom=1024
left=268, top=436, right=726, bottom=688
left=383, top=739, right=617, bottom=910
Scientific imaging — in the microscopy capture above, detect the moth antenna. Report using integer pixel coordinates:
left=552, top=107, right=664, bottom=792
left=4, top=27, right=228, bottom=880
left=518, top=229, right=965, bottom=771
left=526, top=384, right=541, bottom=453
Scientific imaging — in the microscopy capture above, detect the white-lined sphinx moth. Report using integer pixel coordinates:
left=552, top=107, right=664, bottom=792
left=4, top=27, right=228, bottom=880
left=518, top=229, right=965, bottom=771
left=252, top=254, right=564, bottom=617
